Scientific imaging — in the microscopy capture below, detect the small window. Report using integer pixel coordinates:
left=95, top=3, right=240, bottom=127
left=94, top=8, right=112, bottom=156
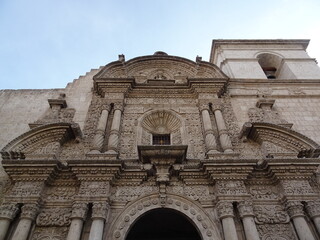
left=262, top=67, right=277, bottom=79
left=153, top=134, right=170, bottom=145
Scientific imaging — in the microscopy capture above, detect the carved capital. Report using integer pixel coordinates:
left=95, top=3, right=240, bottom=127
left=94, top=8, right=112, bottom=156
left=285, top=201, right=304, bottom=218
left=70, top=202, right=88, bottom=220
left=198, top=102, right=210, bottom=112
left=211, top=103, right=222, bottom=112
left=238, top=201, right=254, bottom=218
left=0, top=203, right=19, bottom=220
left=113, top=102, right=124, bottom=111
left=306, top=201, right=320, bottom=218
left=20, top=203, right=40, bottom=220
left=92, top=202, right=109, bottom=220
left=102, top=102, right=111, bottom=112
left=216, top=201, right=234, bottom=219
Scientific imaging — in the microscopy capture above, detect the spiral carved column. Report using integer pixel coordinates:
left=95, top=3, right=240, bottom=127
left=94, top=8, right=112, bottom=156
left=211, top=102, right=233, bottom=153
left=90, top=104, right=111, bottom=153
left=107, top=102, right=124, bottom=153
left=199, top=103, right=219, bottom=154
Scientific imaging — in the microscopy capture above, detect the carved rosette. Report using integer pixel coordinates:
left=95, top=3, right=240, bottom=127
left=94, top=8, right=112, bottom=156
left=92, top=202, right=109, bottom=220
left=20, top=203, right=40, bottom=220
left=0, top=203, right=19, bottom=220
left=216, top=201, right=234, bottom=219
left=238, top=201, right=254, bottom=218
left=70, top=202, right=88, bottom=220
left=285, top=201, right=305, bottom=219
left=306, top=201, right=320, bottom=219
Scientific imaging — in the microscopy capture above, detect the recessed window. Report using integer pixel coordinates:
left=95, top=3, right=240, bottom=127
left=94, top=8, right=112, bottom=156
left=153, top=134, right=170, bottom=145
left=257, top=53, right=282, bottom=80
left=262, top=67, right=277, bottom=79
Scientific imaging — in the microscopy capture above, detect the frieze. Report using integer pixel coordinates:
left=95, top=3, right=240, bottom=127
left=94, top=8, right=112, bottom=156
left=36, top=208, right=71, bottom=226
left=110, top=186, right=158, bottom=202
left=249, top=185, right=279, bottom=200
left=253, top=205, right=290, bottom=224
left=216, top=181, right=247, bottom=195
left=9, top=182, right=44, bottom=198
left=78, top=182, right=110, bottom=197
left=281, top=180, right=315, bottom=196
left=31, top=227, right=68, bottom=240
left=167, top=185, right=215, bottom=201
left=125, top=98, right=197, bottom=105
left=45, top=187, right=77, bottom=202
left=257, top=224, right=297, bottom=240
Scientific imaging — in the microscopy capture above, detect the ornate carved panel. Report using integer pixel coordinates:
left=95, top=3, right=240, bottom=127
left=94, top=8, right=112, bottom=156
left=257, top=224, right=298, bottom=240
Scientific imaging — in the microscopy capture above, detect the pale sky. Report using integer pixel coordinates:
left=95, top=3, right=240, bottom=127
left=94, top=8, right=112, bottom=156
left=1, top=0, right=320, bottom=89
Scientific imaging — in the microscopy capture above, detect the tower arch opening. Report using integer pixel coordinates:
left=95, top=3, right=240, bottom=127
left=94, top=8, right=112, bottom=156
left=126, top=208, right=202, bottom=240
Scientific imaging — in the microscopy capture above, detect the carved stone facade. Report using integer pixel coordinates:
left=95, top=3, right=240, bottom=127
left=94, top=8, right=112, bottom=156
left=1, top=39, right=320, bottom=239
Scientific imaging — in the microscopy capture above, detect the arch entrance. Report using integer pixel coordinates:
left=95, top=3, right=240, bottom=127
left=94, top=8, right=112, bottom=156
left=107, top=194, right=222, bottom=240
left=126, top=208, right=201, bottom=240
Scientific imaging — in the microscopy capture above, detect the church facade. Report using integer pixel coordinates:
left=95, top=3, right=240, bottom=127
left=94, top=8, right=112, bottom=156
left=1, top=39, right=320, bottom=240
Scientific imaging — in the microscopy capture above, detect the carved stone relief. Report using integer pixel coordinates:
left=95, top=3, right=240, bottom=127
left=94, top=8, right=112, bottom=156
left=36, top=208, right=71, bottom=226
left=9, top=182, right=44, bottom=198
left=44, top=186, right=77, bottom=202
left=249, top=185, right=279, bottom=200
left=216, top=181, right=247, bottom=196
left=78, top=182, right=110, bottom=197
left=281, top=180, right=315, bottom=196
left=31, top=227, right=68, bottom=240
left=110, top=186, right=159, bottom=202
left=167, top=184, right=215, bottom=201
left=253, top=205, right=290, bottom=224
left=257, top=224, right=298, bottom=240
left=184, top=113, right=206, bottom=159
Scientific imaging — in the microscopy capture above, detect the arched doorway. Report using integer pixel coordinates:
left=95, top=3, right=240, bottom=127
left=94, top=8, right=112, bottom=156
left=126, top=208, right=201, bottom=240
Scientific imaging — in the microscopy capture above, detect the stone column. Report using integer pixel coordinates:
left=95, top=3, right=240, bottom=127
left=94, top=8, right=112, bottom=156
left=211, top=103, right=233, bottom=153
left=305, top=200, right=320, bottom=235
left=216, top=201, right=239, bottom=240
left=88, top=202, right=109, bottom=240
left=90, top=104, right=111, bottom=153
left=0, top=203, right=19, bottom=240
left=199, top=103, right=219, bottom=154
left=12, top=203, right=39, bottom=240
left=286, top=201, right=315, bottom=240
left=107, top=102, right=124, bottom=153
left=238, top=201, right=260, bottom=240
left=66, top=202, right=88, bottom=240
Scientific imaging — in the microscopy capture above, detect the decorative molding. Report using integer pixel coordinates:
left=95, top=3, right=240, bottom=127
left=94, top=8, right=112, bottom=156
left=1, top=123, right=82, bottom=160
left=107, top=194, right=222, bottom=240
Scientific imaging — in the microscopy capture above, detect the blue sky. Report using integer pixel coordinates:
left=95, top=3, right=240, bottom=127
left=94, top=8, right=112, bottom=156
left=1, top=0, right=320, bottom=89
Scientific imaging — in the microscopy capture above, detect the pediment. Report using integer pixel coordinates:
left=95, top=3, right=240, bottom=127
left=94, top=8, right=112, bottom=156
left=240, top=122, right=320, bottom=158
left=1, top=123, right=81, bottom=160
left=94, top=54, right=228, bottom=81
